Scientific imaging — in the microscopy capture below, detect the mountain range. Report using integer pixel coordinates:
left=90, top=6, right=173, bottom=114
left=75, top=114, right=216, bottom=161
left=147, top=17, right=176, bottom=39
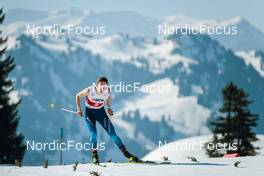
left=2, top=8, right=264, bottom=164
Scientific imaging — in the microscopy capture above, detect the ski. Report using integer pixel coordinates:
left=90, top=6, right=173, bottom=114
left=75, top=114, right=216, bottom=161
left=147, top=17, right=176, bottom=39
left=135, top=160, right=172, bottom=165
left=107, top=160, right=172, bottom=166
left=90, top=163, right=107, bottom=167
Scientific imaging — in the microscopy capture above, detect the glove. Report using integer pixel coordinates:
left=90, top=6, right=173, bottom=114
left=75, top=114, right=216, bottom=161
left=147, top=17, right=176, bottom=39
left=107, top=107, right=114, bottom=116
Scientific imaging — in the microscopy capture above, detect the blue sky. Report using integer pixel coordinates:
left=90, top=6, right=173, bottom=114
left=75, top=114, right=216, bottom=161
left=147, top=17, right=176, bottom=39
left=1, top=0, right=263, bottom=31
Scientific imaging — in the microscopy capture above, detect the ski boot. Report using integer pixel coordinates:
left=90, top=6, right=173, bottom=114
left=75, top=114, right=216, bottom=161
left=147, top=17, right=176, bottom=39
left=120, top=146, right=140, bottom=163
left=92, top=151, right=100, bottom=165
left=128, top=155, right=140, bottom=163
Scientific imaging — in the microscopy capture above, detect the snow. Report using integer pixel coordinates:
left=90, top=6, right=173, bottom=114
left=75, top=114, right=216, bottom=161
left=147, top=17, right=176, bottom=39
left=116, top=78, right=211, bottom=135
left=1, top=156, right=264, bottom=176
left=3, top=8, right=159, bottom=37
left=236, top=51, right=264, bottom=77
left=1, top=136, right=264, bottom=176
left=2, top=21, right=27, bottom=36
left=162, top=14, right=264, bottom=51
left=18, top=88, right=32, bottom=97
left=2, top=133, right=264, bottom=176
left=21, top=77, right=29, bottom=86
left=49, top=7, right=85, bottom=17
left=31, top=33, right=197, bottom=74
left=36, top=39, right=68, bottom=53
left=77, top=34, right=197, bottom=74
left=143, top=135, right=210, bottom=161
left=162, top=15, right=243, bottom=32
left=191, top=85, right=204, bottom=95
left=4, top=8, right=264, bottom=52
left=8, top=90, right=20, bottom=105
left=6, top=36, right=19, bottom=49
left=112, top=117, right=136, bottom=139
left=143, top=135, right=264, bottom=161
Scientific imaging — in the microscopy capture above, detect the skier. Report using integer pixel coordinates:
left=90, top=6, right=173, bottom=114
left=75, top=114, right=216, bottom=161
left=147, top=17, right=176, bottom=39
left=76, top=76, right=139, bottom=164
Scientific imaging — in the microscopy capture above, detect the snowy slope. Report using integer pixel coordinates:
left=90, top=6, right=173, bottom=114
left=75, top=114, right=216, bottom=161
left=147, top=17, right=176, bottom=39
left=143, top=135, right=264, bottom=161
left=236, top=50, right=264, bottom=77
left=163, top=15, right=264, bottom=51
left=10, top=32, right=196, bottom=74
left=1, top=136, right=264, bottom=176
left=1, top=156, right=264, bottom=176
left=65, top=34, right=197, bottom=74
left=116, top=78, right=210, bottom=135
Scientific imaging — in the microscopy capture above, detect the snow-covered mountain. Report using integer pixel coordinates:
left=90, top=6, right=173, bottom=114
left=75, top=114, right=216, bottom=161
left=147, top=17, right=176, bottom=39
left=236, top=50, right=264, bottom=77
left=163, top=15, right=264, bottom=51
left=3, top=8, right=264, bottom=164
left=4, top=9, right=264, bottom=51
left=3, top=8, right=159, bottom=37
left=8, top=32, right=264, bottom=164
left=116, top=78, right=210, bottom=135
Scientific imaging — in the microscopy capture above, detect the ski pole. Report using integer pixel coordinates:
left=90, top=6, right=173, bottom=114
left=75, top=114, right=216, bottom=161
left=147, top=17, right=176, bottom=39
left=49, top=103, right=77, bottom=115
left=60, top=107, right=77, bottom=114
